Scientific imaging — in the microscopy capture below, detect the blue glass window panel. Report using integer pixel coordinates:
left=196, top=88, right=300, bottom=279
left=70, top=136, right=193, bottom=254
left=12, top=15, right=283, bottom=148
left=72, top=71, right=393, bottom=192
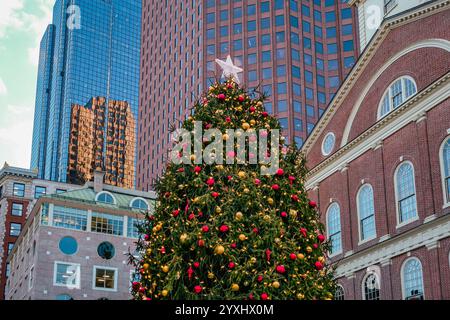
left=330, top=76, right=340, bottom=88
left=248, top=70, right=257, bottom=82
left=207, top=13, right=215, bottom=24
left=278, top=83, right=287, bottom=95
left=306, top=105, right=315, bottom=117
left=292, top=66, right=301, bottom=79
left=316, top=58, right=324, bottom=70
left=261, top=17, right=271, bottom=29
left=207, top=28, right=215, bottom=39
left=343, top=24, right=353, bottom=35
left=275, top=0, right=284, bottom=10
left=220, top=42, right=229, bottom=53
left=304, top=53, right=312, bottom=65
left=328, top=43, right=338, bottom=54
left=327, top=27, right=337, bottom=38
left=261, top=1, right=270, bottom=13
left=329, top=59, right=338, bottom=70
left=248, top=53, right=257, bottom=64
left=279, top=118, right=289, bottom=130
left=265, top=102, right=273, bottom=113
left=263, top=84, right=272, bottom=96
left=234, top=7, right=243, bottom=18
left=234, top=23, right=243, bottom=34
left=318, top=92, right=326, bottom=104
left=317, top=75, right=325, bottom=87
left=293, top=83, right=302, bottom=96
left=247, top=20, right=256, bottom=32
left=293, top=100, right=302, bottom=113
left=220, top=10, right=228, bottom=21
left=344, top=40, right=354, bottom=52
left=341, top=8, right=352, bottom=19
left=325, top=11, right=336, bottom=22
left=344, top=56, right=355, bottom=68
left=314, top=10, right=322, bottom=22
left=262, top=50, right=271, bottom=62
left=290, top=0, right=299, bottom=12
left=305, top=87, right=314, bottom=100
left=315, top=26, right=323, bottom=38
left=276, top=48, right=286, bottom=60
left=233, top=39, right=243, bottom=51
left=248, top=36, right=257, bottom=48
left=261, top=34, right=271, bottom=45
left=292, top=49, right=300, bottom=61
left=305, top=70, right=313, bottom=83
left=302, top=21, right=311, bottom=33
left=207, top=44, right=216, bottom=55
left=278, top=100, right=288, bottom=112
left=302, top=5, right=310, bottom=17
left=277, top=65, right=286, bottom=77
left=316, top=42, right=324, bottom=54
left=294, top=118, right=303, bottom=131
left=304, top=37, right=311, bottom=49
left=247, top=4, right=256, bottom=16
left=276, top=31, right=285, bottom=43
left=220, top=26, right=229, bottom=37
left=290, top=15, right=299, bottom=28
left=262, top=68, right=272, bottom=79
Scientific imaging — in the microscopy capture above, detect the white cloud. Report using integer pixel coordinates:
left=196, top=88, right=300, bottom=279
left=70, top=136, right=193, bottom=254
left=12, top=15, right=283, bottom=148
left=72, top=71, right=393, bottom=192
left=0, top=77, right=7, bottom=95
left=0, top=105, right=34, bottom=168
left=26, top=0, right=54, bottom=66
left=0, top=0, right=25, bottom=38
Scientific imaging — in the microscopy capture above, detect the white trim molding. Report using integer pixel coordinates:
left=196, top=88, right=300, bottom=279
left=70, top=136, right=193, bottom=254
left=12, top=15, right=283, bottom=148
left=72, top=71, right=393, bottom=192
left=334, top=214, right=450, bottom=278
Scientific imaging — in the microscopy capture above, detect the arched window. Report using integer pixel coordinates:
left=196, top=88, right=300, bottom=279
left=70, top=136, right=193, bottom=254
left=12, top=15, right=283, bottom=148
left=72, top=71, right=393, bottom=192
left=440, top=137, right=450, bottom=204
left=335, top=285, right=345, bottom=300
left=395, top=162, right=418, bottom=224
left=379, top=77, right=417, bottom=118
left=363, top=273, right=380, bottom=300
left=326, top=203, right=342, bottom=255
left=96, top=192, right=116, bottom=205
left=357, top=184, right=376, bottom=241
left=402, top=258, right=424, bottom=300
left=130, top=198, right=149, bottom=211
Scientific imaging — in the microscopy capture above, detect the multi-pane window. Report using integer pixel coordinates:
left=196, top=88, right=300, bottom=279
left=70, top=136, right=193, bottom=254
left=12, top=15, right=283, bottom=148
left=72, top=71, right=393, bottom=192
left=13, top=183, right=25, bottom=197
left=379, top=77, right=417, bottom=118
left=327, top=203, right=342, bottom=255
left=96, top=192, right=115, bottom=204
left=127, top=217, right=143, bottom=238
left=54, top=262, right=80, bottom=289
left=10, top=223, right=21, bottom=236
left=131, top=199, right=148, bottom=211
left=53, top=206, right=88, bottom=231
left=364, top=274, right=380, bottom=300
left=94, top=267, right=117, bottom=291
left=11, top=203, right=23, bottom=217
left=384, top=0, right=397, bottom=14
left=34, top=186, right=46, bottom=199
left=442, top=138, right=450, bottom=203
left=91, top=212, right=124, bottom=236
left=358, top=185, right=376, bottom=241
left=335, top=286, right=345, bottom=300
left=396, top=162, right=418, bottom=224
left=403, top=258, right=424, bottom=300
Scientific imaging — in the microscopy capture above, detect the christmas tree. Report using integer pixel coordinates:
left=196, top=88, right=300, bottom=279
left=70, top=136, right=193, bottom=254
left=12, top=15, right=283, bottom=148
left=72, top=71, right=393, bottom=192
left=130, top=76, right=336, bottom=300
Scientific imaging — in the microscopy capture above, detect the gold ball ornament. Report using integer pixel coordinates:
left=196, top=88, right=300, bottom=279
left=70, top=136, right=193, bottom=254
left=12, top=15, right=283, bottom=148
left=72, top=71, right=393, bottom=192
left=242, top=123, right=250, bottom=130
left=190, top=154, right=196, bottom=161
left=143, top=263, right=150, bottom=270
left=318, top=256, right=325, bottom=263
left=250, top=119, right=256, bottom=126
left=297, top=253, right=305, bottom=260
left=272, top=281, right=280, bottom=289
left=214, top=245, right=225, bottom=255
left=222, top=134, right=229, bottom=141
left=238, top=171, right=246, bottom=179
left=243, top=188, right=250, bottom=193
left=306, top=246, right=313, bottom=253
left=231, top=284, right=240, bottom=292
left=297, top=293, right=305, bottom=299
left=180, top=233, right=189, bottom=243
left=161, top=265, right=169, bottom=273
left=215, top=207, right=222, bottom=214
left=162, top=290, right=169, bottom=297
left=208, top=272, right=215, bottom=279
left=239, top=234, right=247, bottom=241
left=267, top=198, right=274, bottom=205
left=235, top=212, right=243, bottom=220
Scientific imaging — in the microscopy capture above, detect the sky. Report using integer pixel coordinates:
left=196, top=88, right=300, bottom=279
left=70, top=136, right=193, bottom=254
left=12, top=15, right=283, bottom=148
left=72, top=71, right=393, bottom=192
left=0, top=0, right=55, bottom=169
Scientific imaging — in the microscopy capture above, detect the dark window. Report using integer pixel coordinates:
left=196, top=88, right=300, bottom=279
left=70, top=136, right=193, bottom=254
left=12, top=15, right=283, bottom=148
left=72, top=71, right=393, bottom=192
left=56, top=189, right=66, bottom=194
left=97, top=242, right=115, bottom=260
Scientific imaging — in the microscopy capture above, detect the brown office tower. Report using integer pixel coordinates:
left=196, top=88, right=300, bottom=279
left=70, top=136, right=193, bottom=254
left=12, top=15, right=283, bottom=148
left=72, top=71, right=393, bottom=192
left=138, top=0, right=359, bottom=190
left=68, top=97, right=136, bottom=189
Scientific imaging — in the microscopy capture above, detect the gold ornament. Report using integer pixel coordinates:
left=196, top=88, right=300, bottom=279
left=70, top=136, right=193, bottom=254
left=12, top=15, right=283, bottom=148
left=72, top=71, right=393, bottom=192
left=243, top=188, right=250, bottom=193
left=272, top=281, right=280, bottom=289
left=267, top=198, right=274, bottom=205
left=231, top=284, right=240, bottom=292
left=318, top=256, right=325, bottom=263
left=162, top=290, right=168, bottom=297
left=263, top=215, right=271, bottom=221
left=214, top=245, right=225, bottom=255
left=242, top=123, right=250, bottom=130
left=238, top=171, right=246, bottom=179
left=306, top=246, right=313, bottom=253
left=208, top=272, right=215, bottom=279
left=215, top=207, right=222, bottom=213
left=235, top=212, right=243, bottom=220
left=180, top=233, right=189, bottom=243
left=143, top=263, right=150, bottom=270
left=161, top=265, right=169, bottom=273
left=297, top=293, right=305, bottom=299
left=297, top=253, right=305, bottom=260
left=190, top=154, right=196, bottom=161
left=222, top=134, right=229, bottom=141
left=239, top=234, right=247, bottom=241
left=250, top=119, right=256, bottom=126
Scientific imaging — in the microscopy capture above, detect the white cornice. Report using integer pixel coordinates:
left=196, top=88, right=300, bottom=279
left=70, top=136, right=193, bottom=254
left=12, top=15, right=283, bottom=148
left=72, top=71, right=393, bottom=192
left=305, top=74, right=450, bottom=189
left=302, top=0, right=450, bottom=156
left=334, top=214, right=450, bottom=277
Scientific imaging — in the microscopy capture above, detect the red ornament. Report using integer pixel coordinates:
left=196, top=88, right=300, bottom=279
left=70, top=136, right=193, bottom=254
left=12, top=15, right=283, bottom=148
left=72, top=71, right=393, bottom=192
left=138, top=286, right=146, bottom=293
left=219, top=225, right=230, bottom=233
left=254, top=178, right=261, bottom=185
left=315, top=261, right=324, bottom=270
left=290, top=253, right=297, bottom=260
left=198, top=211, right=203, bottom=217
left=227, top=175, right=233, bottom=181
left=257, top=275, right=263, bottom=282
left=230, top=243, right=237, bottom=249
left=262, top=112, right=268, bottom=117
left=188, top=213, right=195, bottom=220
left=261, top=293, right=269, bottom=300
left=201, top=225, right=209, bottom=233
left=289, top=176, right=295, bottom=185
left=276, top=265, right=286, bottom=274
left=227, top=83, right=234, bottom=89
left=249, top=293, right=255, bottom=300
left=249, top=106, right=256, bottom=113
left=194, top=285, right=202, bottom=294
left=238, top=95, right=245, bottom=102
left=187, top=267, right=194, bottom=280
left=300, top=228, right=307, bottom=237
left=212, top=192, right=219, bottom=198
left=271, top=184, right=280, bottom=190
left=172, top=209, right=180, bottom=217
left=217, top=93, right=226, bottom=100
left=318, top=234, right=325, bottom=243
left=313, top=243, right=319, bottom=249
left=164, top=192, right=171, bottom=198
left=143, top=234, right=150, bottom=241
left=206, top=178, right=215, bottom=186
left=177, top=168, right=185, bottom=173
left=226, top=117, right=231, bottom=123
left=309, top=201, right=317, bottom=208
left=198, top=239, right=205, bottom=247
left=276, top=168, right=284, bottom=176
left=228, top=262, right=235, bottom=269
left=193, top=262, right=200, bottom=268
left=265, top=249, right=272, bottom=262
left=291, top=194, right=299, bottom=202
left=280, top=211, right=288, bottom=218
left=252, top=227, right=259, bottom=234
left=160, top=246, right=166, bottom=254
left=194, top=166, right=201, bottom=174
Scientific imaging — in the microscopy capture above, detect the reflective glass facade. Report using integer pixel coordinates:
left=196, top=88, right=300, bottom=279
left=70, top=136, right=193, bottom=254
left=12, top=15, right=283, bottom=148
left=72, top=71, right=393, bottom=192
left=30, top=0, right=141, bottom=185
left=138, top=0, right=359, bottom=190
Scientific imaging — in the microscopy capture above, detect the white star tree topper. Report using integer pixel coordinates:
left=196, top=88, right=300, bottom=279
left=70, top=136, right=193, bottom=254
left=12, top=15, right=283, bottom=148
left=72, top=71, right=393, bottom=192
left=215, top=55, right=243, bottom=84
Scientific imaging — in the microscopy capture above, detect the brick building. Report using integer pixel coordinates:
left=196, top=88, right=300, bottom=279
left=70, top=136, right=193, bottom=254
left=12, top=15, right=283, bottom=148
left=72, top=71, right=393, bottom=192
left=138, top=0, right=360, bottom=189
left=0, top=164, right=81, bottom=299
left=5, top=172, right=155, bottom=300
left=68, top=97, right=136, bottom=189
left=303, top=0, right=450, bottom=299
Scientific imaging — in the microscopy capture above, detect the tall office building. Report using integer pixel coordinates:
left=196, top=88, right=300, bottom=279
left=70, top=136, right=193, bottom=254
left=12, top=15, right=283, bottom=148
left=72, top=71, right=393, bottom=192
left=137, top=0, right=359, bottom=190
left=30, top=0, right=141, bottom=186
left=68, top=97, right=136, bottom=189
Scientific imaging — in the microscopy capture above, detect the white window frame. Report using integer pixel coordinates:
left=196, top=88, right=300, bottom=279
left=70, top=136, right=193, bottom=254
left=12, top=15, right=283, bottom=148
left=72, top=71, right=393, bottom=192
left=357, top=184, right=377, bottom=244
left=129, top=197, right=150, bottom=211
left=335, top=284, right=345, bottom=300
left=361, top=269, right=381, bottom=300
left=326, top=202, right=343, bottom=257
left=321, top=132, right=336, bottom=156
left=53, top=261, right=81, bottom=289
left=394, top=161, right=419, bottom=228
left=401, top=257, right=425, bottom=300
left=439, top=136, right=450, bottom=208
left=377, top=76, right=417, bottom=120
left=95, top=191, right=117, bottom=205
left=92, top=266, right=118, bottom=292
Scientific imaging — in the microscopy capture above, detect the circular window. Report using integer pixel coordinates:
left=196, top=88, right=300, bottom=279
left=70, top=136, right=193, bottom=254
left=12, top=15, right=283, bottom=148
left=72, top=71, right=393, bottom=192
left=322, top=132, right=336, bottom=156
left=97, top=242, right=115, bottom=260
left=59, top=237, right=78, bottom=255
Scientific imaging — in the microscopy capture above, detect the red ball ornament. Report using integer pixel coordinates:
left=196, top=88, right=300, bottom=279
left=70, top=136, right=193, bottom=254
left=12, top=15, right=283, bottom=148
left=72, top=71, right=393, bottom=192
left=188, top=213, right=195, bottom=220
left=227, top=175, right=233, bottom=181
left=217, top=93, right=226, bottom=100
left=177, top=168, right=185, bottom=173
left=290, top=253, right=297, bottom=260
left=194, top=285, right=203, bottom=294
left=249, top=106, right=256, bottom=113
left=249, top=293, right=255, bottom=300
left=309, top=200, right=317, bottom=208
left=230, top=243, right=237, bottom=249
left=271, top=184, right=280, bottom=190
left=276, top=168, right=284, bottom=176
left=238, top=95, right=245, bottom=102
left=257, top=275, right=263, bottom=283
left=194, top=166, right=201, bottom=174
left=160, top=246, right=166, bottom=254
left=254, top=178, right=261, bottom=185
left=315, top=261, right=324, bottom=270
left=226, top=117, right=231, bottom=123
left=262, top=111, right=269, bottom=117
left=318, top=234, right=325, bottom=243
left=228, top=262, right=235, bottom=269
left=201, top=225, right=209, bottom=233
left=276, top=265, right=286, bottom=274
left=206, top=178, right=215, bottom=186
left=291, top=194, right=299, bottom=202
left=198, top=211, right=203, bottom=217
left=300, top=228, right=307, bottom=237
left=172, top=209, right=180, bottom=217
left=252, top=228, right=259, bottom=234
left=219, top=225, right=230, bottom=233
left=212, top=192, right=219, bottom=198
left=193, top=262, right=200, bottom=268
left=143, top=234, right=150, bottom=241
left=280, top=211, right=288, bottom=218
left=261, top=293, right=269, bottom=300
left=198, top=239, right=205, bottom=247
left=313, top=243, right=319, bottom=249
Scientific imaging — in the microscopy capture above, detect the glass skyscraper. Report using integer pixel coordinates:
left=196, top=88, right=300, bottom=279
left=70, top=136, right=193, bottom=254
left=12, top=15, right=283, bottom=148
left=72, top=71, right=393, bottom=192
left=30, top=0, right=141, bottom=184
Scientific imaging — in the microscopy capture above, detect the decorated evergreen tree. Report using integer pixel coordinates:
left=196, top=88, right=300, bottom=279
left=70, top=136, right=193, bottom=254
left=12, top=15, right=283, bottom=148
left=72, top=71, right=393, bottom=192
left=130, top=76, right=336, bottom=300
